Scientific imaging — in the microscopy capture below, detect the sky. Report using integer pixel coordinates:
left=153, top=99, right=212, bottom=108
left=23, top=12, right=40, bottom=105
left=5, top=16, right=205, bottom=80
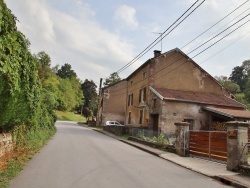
left=5, top=0, right=250, bottom=86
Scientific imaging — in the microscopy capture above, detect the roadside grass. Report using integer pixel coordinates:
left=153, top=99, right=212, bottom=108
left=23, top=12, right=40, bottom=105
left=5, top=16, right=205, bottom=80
left=118, top=134, right=129, bottom=140
left=0, top=128, right=56, bottom=188
left=55, top=110, right=86, bottom=122
left=94, top=126, right=103, bottom=131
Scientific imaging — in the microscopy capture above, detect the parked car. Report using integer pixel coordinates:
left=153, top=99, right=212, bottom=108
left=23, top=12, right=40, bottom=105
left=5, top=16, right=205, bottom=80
left=105, top=121, right=124, bottom=126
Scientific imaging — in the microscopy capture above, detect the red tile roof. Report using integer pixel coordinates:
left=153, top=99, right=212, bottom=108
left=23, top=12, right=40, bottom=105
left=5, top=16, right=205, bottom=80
left=203, top=107, right=250, bottom=119
left=151, top=87, right=245, bottom=109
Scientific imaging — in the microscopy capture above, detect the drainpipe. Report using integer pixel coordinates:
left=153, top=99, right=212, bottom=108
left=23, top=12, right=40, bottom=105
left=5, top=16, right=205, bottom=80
left=125, top=80, right=128, bottom=126
left=96, top=78, right=102, bottom=126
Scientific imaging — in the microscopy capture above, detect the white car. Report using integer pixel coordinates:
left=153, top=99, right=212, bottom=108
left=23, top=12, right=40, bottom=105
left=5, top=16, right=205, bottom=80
left=105, top=121, right=124, bottom=126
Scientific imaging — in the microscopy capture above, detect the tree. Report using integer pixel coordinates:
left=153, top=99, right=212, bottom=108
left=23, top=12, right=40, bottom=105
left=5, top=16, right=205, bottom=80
left=36, top=51, right=51, bottom=67
left=57, top=77, right=83, bottom=111
left=229, top=66, right=248, bottom=91
left=57, top=63, right=77, bottom=79
left=103, top=72, right=121, bottom=87
left=81, top=79, right=98, bottom=115
left=215, top=76, right=241, bottom=94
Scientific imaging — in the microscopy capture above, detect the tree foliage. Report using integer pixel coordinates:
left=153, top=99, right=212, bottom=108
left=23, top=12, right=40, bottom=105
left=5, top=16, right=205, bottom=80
left=0, top=1, right=55, bottom=131
left=80, top=79, right=98, bottom=118
left=103, top=72, right=121, bottom=87
left=217, top=59, right=250, bottom=107
left=0, top=1, right=83, bottom=132
left=57, top=63, right=77, bottom=79
left=215, top=76, right=241, bottom=94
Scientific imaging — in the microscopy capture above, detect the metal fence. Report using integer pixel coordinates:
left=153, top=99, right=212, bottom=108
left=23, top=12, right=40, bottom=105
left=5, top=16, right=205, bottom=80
left=131, top=127, right=176, bottom=146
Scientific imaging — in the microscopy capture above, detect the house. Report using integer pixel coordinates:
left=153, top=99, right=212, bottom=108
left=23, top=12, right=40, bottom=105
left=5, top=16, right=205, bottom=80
left=97, top=79, right=127, bottom=126
left=98, top=48, right=250, bottom=134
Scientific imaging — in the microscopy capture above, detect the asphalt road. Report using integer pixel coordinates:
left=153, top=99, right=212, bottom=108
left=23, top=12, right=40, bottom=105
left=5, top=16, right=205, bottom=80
left=10, top=121, right=230, bottom=188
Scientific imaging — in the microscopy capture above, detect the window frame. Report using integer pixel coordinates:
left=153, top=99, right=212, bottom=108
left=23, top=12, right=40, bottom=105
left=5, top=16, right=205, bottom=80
left=128, top=112, right=131, bottom=124
left=139, top=109, right=143, bottom=124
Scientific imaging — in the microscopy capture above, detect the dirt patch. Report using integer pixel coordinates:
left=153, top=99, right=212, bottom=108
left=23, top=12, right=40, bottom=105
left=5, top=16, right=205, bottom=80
left=0, top=148, right=31, bottom=171
left=0, top=150, right=17, bottom=171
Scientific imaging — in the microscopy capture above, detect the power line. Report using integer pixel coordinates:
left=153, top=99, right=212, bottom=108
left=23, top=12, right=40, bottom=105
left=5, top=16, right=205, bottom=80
left=116, top=0, right=204, bottom=74
left=102, top=1, right=250, bottom=95
left=181, top=0, right=249, bottom=49
left=117, top=0, right=207, bottom=73
left=191, top=19, right=249, bottom=59
left=108, top=17, right=249, bottom=95
left=200, top=30, right=250, bottom=65
left=185, top=7, right=250, bottom=51
left=187, top=13, right=250, bottom=54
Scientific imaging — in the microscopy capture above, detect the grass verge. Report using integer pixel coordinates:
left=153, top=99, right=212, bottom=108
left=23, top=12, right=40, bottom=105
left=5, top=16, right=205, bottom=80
left=55, top=110, right=86, bottom=122
left=0, top=128, right=56, bottom=188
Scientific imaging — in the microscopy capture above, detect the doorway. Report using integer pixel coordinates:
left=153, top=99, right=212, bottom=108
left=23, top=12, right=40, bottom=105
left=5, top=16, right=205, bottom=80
left=152, top=114, right=159, bottom=132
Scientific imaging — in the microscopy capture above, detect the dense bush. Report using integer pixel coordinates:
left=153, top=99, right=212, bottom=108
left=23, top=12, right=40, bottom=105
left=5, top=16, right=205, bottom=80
left=0, top=0, right=56, bottom=134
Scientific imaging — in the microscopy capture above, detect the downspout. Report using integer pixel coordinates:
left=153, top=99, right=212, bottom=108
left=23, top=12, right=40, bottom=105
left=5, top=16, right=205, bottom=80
left=125, top=80, right=128, bottom=126
left=96, top=78, right=102, bottom=126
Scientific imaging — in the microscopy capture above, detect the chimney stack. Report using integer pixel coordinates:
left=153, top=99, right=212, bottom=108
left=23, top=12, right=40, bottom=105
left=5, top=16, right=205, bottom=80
left=154, top=50, right=161, bottom=57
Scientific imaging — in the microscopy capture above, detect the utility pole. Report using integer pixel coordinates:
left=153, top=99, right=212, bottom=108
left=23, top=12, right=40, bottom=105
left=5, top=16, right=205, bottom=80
left=96, top=78, right=103, bottom=126
left=152, top=32, right=163, bottom=52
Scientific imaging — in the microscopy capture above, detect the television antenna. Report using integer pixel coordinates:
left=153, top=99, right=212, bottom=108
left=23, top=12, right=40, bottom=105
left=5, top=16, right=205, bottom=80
left=152, top=32, right=163, bottom=52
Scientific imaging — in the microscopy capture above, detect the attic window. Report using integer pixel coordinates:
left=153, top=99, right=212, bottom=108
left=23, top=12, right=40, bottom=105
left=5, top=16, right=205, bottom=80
left=153, top=99, right=157, bottom=108
left=130, top=80, right=133, bottom=86
left=143, top=72, right=146, bottom=79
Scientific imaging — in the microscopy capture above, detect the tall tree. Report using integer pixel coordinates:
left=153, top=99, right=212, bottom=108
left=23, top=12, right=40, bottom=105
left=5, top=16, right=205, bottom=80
left=36, top=51, right=51, bottom=67
left=103, top=72, right=121, bottom=87
left=229, top=66, right=248, bottom=91
left=215, top=76, right=241, bottom=94
left=81, top=79, right=98, bottom=115
left=57, top=63, right=77, bottom=79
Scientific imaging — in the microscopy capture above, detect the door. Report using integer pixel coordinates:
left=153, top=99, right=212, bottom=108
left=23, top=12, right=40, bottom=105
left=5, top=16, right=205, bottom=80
left=152, top=115, right=159, bottom=132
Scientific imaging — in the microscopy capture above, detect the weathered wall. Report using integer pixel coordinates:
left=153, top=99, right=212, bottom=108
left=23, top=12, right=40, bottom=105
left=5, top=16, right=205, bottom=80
left=149, top=91, right=209, bottom=134
left=151, top=50, right=230, bottom=96
left=126, top=63, right=150, bottom=127
left=0, top=133, right=13, bottom=157
left=99, top=80, right=127, bottom=126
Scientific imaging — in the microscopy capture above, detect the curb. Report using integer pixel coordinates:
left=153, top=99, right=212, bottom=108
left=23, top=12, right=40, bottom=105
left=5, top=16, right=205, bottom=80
left=90, top=128, right=249, bottom=188
left=214, top=176, right=249, bottom=188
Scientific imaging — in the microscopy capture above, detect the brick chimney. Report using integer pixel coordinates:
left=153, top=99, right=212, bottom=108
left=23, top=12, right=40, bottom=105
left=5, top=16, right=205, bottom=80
left=154, top=50, right=161, bottom=57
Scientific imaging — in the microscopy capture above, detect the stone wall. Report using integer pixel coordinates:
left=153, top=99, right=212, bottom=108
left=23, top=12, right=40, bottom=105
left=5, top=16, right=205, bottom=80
left=0, top=133, right=13, bottom=157
left=103, top=126, right=129, bottom=136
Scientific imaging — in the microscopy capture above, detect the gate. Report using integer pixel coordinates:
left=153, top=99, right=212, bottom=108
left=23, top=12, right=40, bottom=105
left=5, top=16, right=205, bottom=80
left=189, top=131, right=227, bottom=163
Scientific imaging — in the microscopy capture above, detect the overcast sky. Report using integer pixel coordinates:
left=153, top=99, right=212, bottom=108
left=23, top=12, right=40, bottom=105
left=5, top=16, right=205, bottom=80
left=5, top=0, right=250, bottom=86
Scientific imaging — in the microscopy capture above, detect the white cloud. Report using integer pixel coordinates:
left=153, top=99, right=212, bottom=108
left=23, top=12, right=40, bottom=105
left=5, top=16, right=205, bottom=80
left=114, top=5, right=138, bottom=29
left=5, top=0, right=137, bottom=83
left=12, top=0, right=55, bottom=44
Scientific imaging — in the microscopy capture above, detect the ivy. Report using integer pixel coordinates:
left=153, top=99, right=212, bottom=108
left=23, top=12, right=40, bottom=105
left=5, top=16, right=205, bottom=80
left=0, top=0, right=54, bottom=132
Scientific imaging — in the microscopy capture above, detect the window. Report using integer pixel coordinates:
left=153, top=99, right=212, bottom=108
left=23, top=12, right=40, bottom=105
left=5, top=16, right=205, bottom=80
left=139, top=110, right=143, bottom=124
left=153, top=99, right=157, bottom=108
left=143, top=72, right=146, bottom=79
left=130, top=80, right=133, bottom=86
left=128, top=112, right=131, bottom=124
left=128, top=94, right=133, bottom=106
left=139, top=87, right=147, bottom=103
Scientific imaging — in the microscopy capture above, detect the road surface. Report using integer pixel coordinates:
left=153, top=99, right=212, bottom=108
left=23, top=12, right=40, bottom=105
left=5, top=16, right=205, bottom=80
left=10, top=121, right=230, bottom=188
